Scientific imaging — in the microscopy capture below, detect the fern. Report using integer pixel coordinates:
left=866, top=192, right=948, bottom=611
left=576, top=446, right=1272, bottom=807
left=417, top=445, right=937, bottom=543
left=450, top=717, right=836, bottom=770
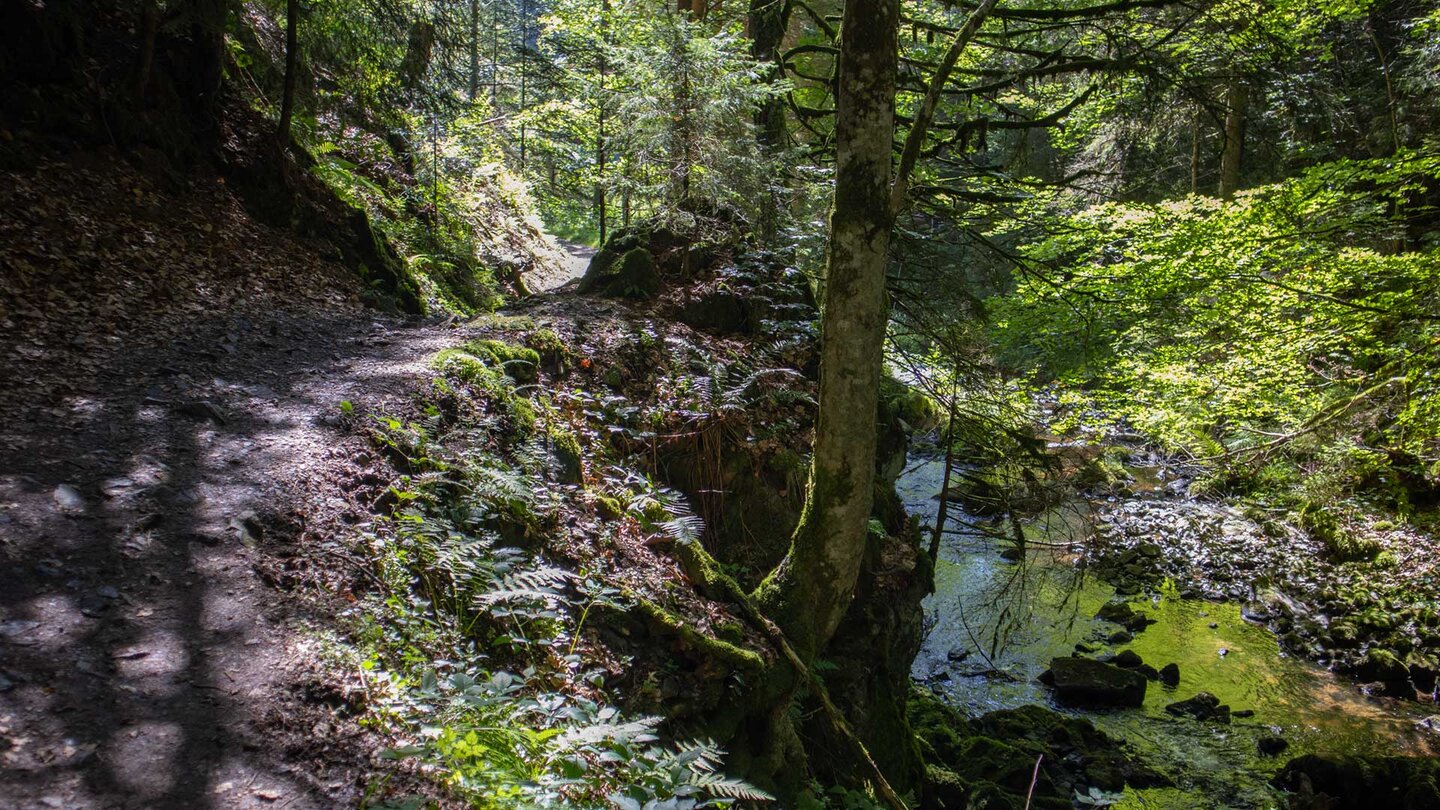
left=661, top=514, right=706, bottom=545
left=475, top=566, right=575, bottom=608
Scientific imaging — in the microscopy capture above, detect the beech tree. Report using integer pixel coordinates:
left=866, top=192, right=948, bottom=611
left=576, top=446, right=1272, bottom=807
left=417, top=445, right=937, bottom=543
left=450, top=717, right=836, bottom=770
left=757, top=0, right=999, bottom=663
left=753, top=0, right=903, bottom=661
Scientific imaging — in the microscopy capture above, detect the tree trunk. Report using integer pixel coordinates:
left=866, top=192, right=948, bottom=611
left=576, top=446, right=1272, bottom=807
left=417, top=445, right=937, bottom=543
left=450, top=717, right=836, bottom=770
left=1218, top=79, right=1248, bottom=200
left=469, top=0, right=480, bottom=102
left=596, top=0, right=610, bottom=243
left=754, top=0, right=899, bottom=663
left=747, top=0, right=791, bottom=148
left=136, top=0, right=159, bottom=100
left=1190, top=106, right=1201, bottom=195
left=179, top=0, right=229, bottom=138
left=747, top=0, right=792, bottom=242
left=277, top=0, right=300, bottom=147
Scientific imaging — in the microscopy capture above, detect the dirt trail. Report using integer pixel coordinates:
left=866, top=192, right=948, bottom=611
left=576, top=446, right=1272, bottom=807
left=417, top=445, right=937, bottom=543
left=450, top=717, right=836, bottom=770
left=0, top=307, right=454, bottom=809
left=548, top=239, right=597, bottom=290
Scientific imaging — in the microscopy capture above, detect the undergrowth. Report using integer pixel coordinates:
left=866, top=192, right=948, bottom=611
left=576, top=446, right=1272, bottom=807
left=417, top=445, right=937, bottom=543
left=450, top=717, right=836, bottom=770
left=331, top=344, right=770, bottom=809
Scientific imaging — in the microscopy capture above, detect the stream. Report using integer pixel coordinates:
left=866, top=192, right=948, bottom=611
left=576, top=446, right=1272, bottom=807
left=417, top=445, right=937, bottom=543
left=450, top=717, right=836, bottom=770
left=900, top=455, right=1439, bottom=808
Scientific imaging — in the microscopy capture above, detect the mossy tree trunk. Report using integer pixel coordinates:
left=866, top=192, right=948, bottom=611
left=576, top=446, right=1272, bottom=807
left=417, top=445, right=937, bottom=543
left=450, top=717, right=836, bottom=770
left=755, top=0, right=899, bottom=663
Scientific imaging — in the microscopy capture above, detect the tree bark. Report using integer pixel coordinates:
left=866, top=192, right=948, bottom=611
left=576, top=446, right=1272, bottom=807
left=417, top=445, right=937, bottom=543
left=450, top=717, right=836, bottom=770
left=754, top=0, right=899, bottom=662
left=1218, top=78, right=1247, bottom=200
left=277, top=0, right=300, bottom=147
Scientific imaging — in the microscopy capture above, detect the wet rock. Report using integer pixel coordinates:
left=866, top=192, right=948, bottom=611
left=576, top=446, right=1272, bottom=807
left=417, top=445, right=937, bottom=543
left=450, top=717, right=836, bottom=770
left=0, top=620, right=40, bottom=638
left=1273, top=754, right=1440, bottom=809
left=1113, top=649, right=1143, bottom=669
left=1407, top=655, right=1438, bottom=694
left=78, top=593, right=110, bottom=618
left=1257, top=735, right=1288, bottom=756
left=1357, top=649, right=1410, bottom=695
left=1044, top=656, right=1147, bottom=708
left=1096, top=601, right=1154, bottom=632
left=1159, top=663, right=1180, bottom=686
left=1136, top=664, right=1160, bottom=681
left=1329, top=621, right=1361, bottom=648
left=1107, top=630, right=1134, bottom=645
left=1232, top=709, right=1255, bottom=718
left=1164, top=692, right=1230, bottom=723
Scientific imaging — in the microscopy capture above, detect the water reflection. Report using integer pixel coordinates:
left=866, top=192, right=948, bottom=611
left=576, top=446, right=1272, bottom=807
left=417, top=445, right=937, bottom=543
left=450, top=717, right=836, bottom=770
left=902, top=454, right=1438, bottom=807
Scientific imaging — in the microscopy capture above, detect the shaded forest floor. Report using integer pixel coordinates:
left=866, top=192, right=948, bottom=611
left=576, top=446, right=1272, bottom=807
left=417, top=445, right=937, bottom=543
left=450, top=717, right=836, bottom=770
left=0, top=147, right=489, bottom=809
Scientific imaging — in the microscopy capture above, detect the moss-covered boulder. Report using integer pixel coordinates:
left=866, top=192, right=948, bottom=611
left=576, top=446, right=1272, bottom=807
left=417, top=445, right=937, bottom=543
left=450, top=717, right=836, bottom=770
left=1042, top=656, right=1147, bottom=707
left=524, top=328, right=571, bottom=374
left=550, top=427, right=583, bottom=485
left=1357, top=648, right=1412, bottom=695
left=1164, top=691, right=1231, bottom=723
left=1273, top=754, right=1440, bottom=809
left=909, top=689, right=1165, bottom=808
left=577, top=228, right=663, bottom=298
left=1096, top=600, right=1156, bottom=632
left=463, top=339, right=541, bottom=383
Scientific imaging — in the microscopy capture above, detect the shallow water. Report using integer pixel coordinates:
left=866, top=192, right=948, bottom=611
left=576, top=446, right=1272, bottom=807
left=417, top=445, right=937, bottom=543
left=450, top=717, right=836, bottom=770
left=900, top=455, right=1438, bottom=808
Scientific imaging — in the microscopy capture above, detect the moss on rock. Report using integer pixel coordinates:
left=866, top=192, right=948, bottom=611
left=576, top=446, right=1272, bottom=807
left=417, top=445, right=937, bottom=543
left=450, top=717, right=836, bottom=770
left=465, top=339, right=541, bottom=383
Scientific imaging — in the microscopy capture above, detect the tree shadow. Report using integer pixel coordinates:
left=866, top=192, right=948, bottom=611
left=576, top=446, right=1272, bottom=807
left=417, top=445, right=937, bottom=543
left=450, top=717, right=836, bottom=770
left=0, top=307, right=439, bottom=808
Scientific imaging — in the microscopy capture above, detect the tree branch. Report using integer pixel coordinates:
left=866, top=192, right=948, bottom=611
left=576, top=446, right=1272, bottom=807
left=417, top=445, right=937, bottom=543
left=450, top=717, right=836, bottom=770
left=891, top=0, right=1001, bottom=217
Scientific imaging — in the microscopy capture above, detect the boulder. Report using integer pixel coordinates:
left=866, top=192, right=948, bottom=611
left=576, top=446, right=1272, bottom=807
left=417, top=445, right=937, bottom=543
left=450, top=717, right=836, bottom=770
left=1257, top=735, right=1288, bottom=756
left=1043, top=657, right=1147, bottom=708
left=677, top=288, right=750, bottom=333
left=1164, top=692, right=1230, bottom=723
left=1113, top=649, right=1144, bottom=669
left=1159, top=663, right=1181, bottom=687
left=1096, top=601, right=1155, bottom=632
left=577, top=233, right=662, bottom=298
left=1357, top=649, right=1411, bottom=695
left=1273, top=754, right=1440, bottom=809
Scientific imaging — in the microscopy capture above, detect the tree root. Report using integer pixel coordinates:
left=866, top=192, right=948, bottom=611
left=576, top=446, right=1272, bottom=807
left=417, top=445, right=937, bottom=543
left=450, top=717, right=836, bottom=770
left=675, top=540, right=910, bottom=810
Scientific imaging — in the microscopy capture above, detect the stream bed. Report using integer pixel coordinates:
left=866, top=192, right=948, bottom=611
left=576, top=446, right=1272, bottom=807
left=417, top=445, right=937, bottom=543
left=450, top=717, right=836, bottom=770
left=899, top=455, right=1438, bottom=808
